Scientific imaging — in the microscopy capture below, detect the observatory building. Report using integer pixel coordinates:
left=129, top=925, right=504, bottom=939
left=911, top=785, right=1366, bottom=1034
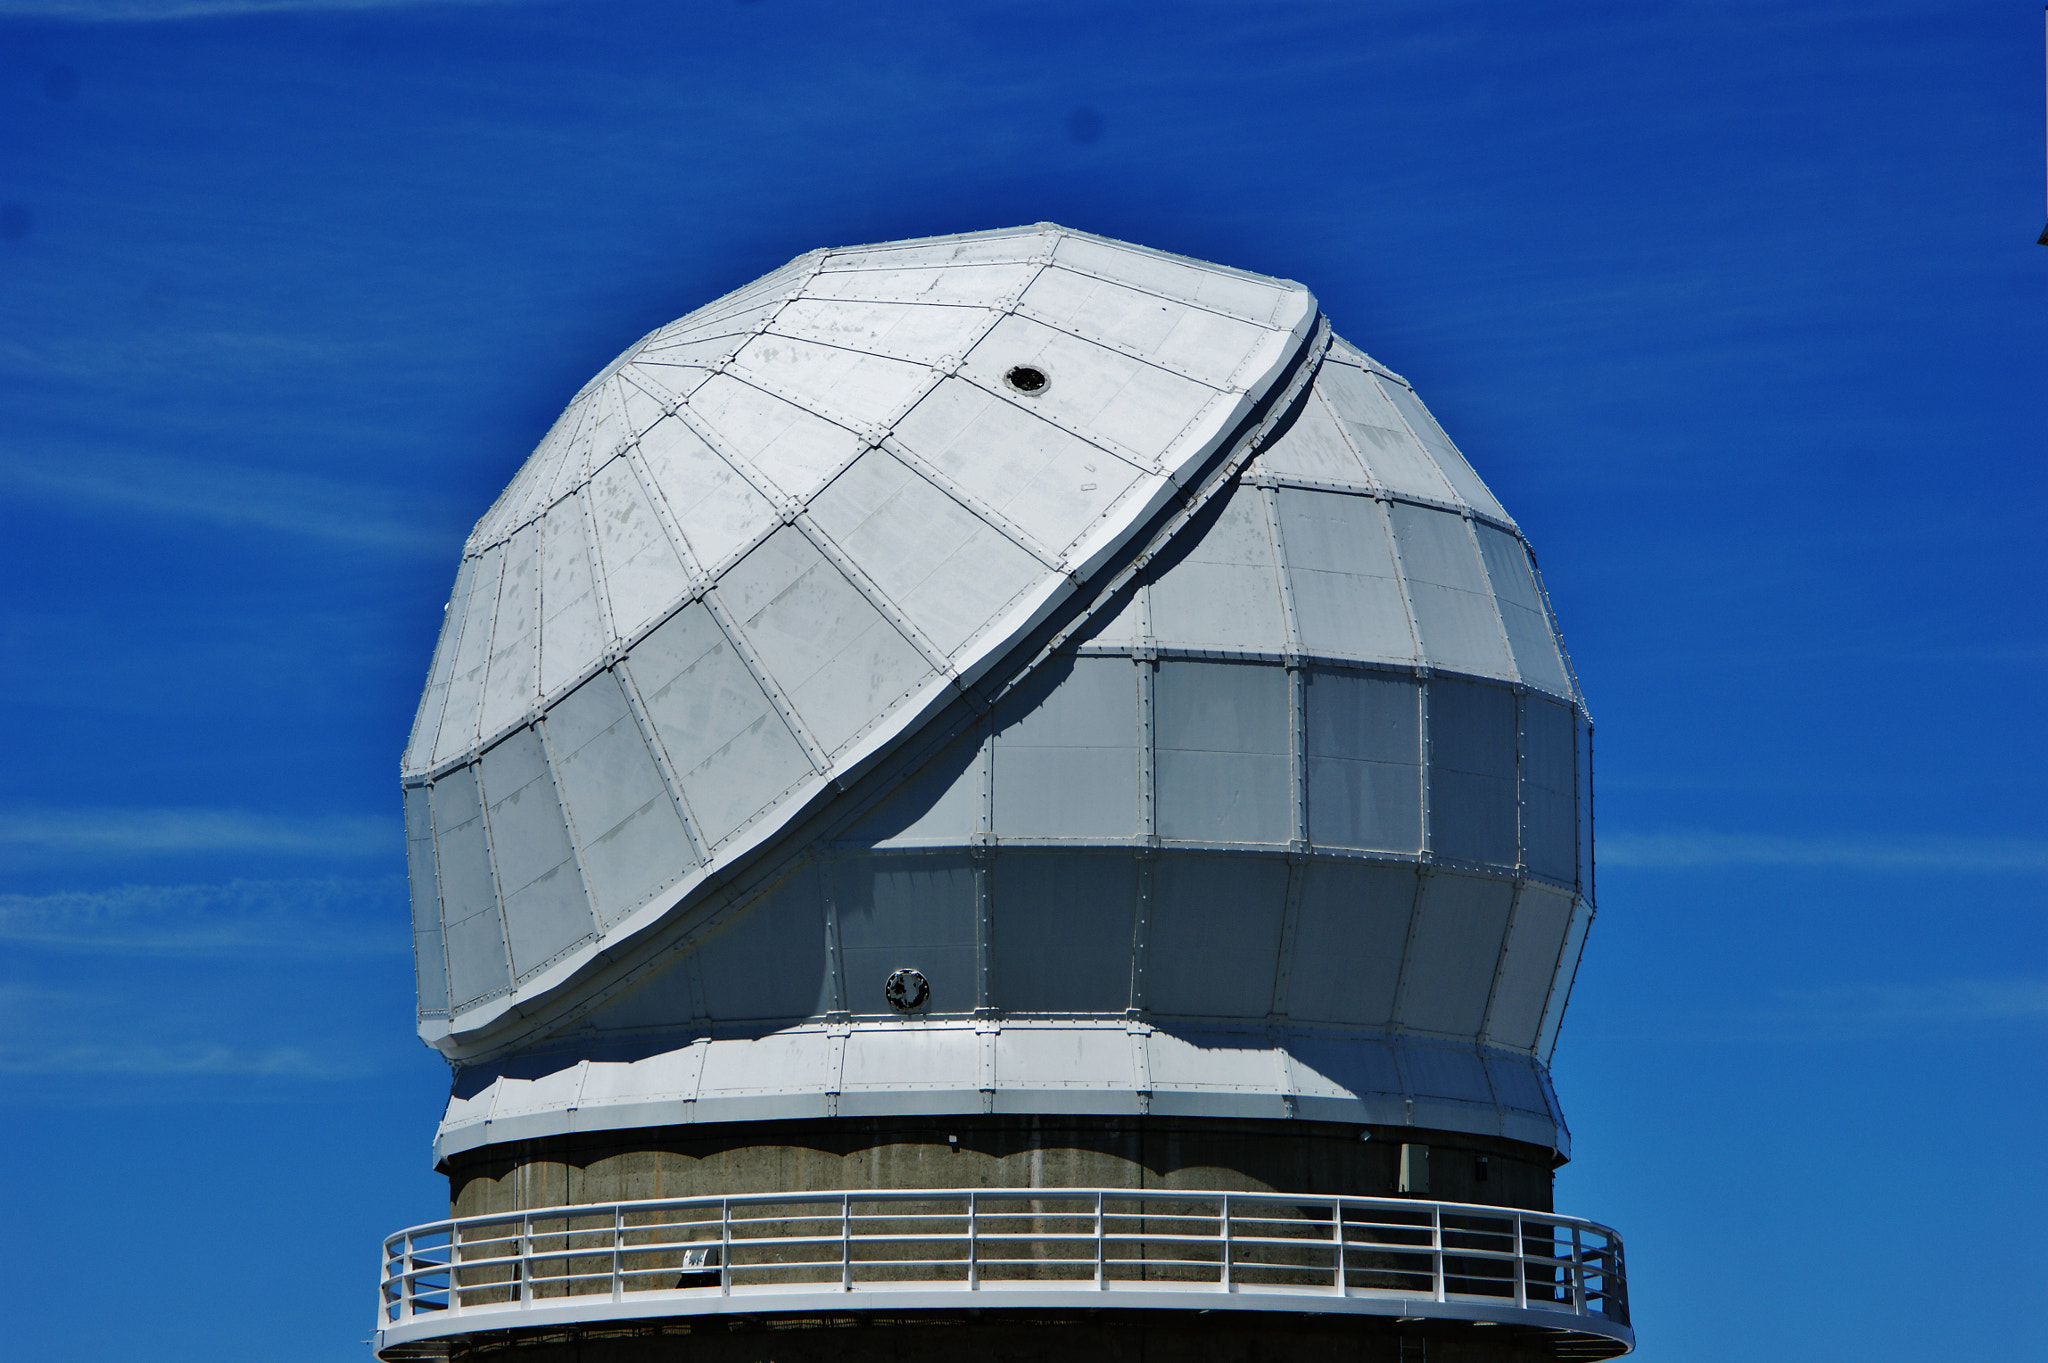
left=378, top=226, right=1630, bottom=1362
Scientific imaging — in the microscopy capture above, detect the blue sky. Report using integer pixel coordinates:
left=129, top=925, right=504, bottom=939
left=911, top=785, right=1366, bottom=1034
left=0, top=2, right=2041, bottom=1359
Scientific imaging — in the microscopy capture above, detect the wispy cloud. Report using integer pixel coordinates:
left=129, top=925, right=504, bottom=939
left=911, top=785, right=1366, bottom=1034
left=1769, top=979, right=2048, bottom=1032
left=1749, top=980, right=2048, bottom=1048
left=0, top=981, right=385, bottom=1089
left=0, top=807, right=398, bottom=859
left=0, top=1038, right=353, bottom=1078
left=1599, top=830, right=2048, bottom=873
left=0, top=446, right=462, bottom=554
left=0, top=878, right=410, bottom=956
left=1606, top=978, right=2048, bottom=1048
left=0, top=0, right=527, bottom=19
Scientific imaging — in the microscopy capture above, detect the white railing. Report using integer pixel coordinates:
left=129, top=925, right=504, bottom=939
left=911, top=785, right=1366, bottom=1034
left=380, top=1186, right=1630, bottom=1342
left=379, top=1188, right=1626, bottom=1352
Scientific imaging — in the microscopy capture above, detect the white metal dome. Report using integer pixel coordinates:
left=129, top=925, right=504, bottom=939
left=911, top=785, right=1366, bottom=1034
left=404, top=225, right=1317, bottom=1040
left=402, top=226, right=1593, bottom=1164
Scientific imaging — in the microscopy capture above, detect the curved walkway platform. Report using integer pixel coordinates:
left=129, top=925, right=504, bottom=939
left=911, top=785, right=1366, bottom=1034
left=377, top=1187, right=1629, bottom=1359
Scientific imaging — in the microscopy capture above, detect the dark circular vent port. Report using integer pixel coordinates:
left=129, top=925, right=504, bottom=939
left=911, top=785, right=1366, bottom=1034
left=1004, top=364, right=1049, bottom=395
left=884, top=967, right=930, bottom=1011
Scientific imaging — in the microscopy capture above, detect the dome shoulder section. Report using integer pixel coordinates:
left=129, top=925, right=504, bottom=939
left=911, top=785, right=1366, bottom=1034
left=403, top=227, right=1328, bottom=1045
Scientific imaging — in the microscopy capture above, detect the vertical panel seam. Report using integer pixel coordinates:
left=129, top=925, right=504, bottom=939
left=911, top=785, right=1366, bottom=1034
left=1366, top=373, right=1465, bottom=514
left=1535, top=899, right=1594, bottom=1064
left=462, top=549, right=514, bottom=757
left=1312, top=383, right=1388, bottom=494
left=703, top=583, right=833, bottom=774
left=1584, top=723, right=1597, bottom=908
left=1525, top=546, right=1589, bottom=716
left=575, top=487, right=621, bottom=654
left=1377, top=500, right=1427, bottom=667
left=820, top=851, right=846, bottom=1017
left=1258, top=484, right=1309, bottom=851
left=1516, top=692, right=1530, bottom=876
left=528, top=513, right=552, bottom=720
left=530, top=718, right=605, bottom=946
left=1458, top=511, right=1520, bottom=685
left=1417, top=679, right=1434, bottom=858
left=466, top=757, right=518, bottom=1001
left=679, top=1033, right=709, bottom=1119
left=1477, top=874, right=1527, bottom=1048
left=608, top=662, right=710, bottom=869
left=413, top=783, right=454, bottom=1019
left=1128, top=850, right=1154, bottom=1020
left=467, top=548, right=519, bottom=756
left=406, top=555, right=472, bottom=770
left=1136, top=644, right=1156, bottom=842
left=1386, top=865, right=1431, bottom=1035
left=683, top=948, right=711, bottom=1030
left=1266, top=854, right=1308, bottom=1022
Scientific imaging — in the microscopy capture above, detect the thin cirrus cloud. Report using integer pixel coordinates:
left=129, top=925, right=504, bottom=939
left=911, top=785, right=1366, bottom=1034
left=0, top=446, right=461, bottom=555
left=1598, top=829, right=2048, bottom=873
left=0, top=982, right=382, bottom=1085
left=0, top=1037, right=350, bottom=1079
left=0, top=806, right=397, bottom=859
left=0, top=0, right=527, bottom=19
left=1609, top=978, right=2048, bottom=1048
left=1770, top=978, right=2048, bottom=1030
left=0, top=877, right=410, bottom=956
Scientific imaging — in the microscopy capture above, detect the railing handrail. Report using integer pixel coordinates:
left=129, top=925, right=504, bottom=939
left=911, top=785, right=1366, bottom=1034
left=386, top=1186, right=1620, bottom=1244
left=378, top=1186, right=1629, bottom=1356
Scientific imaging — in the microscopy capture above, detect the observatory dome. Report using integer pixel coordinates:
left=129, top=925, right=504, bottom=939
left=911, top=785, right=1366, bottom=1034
left=402, top=225, right=1593, bottom=1164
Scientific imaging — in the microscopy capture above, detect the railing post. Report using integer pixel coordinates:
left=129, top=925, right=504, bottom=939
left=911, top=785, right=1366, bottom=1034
left=392, top=1236, right=407, bottom=1324
left=503, top=1211, right=520, bottom=1309
left=1431, top=1203, right=1445, bottom=1303
left=841, top=1192, right=853, bottom=1292
left=1612, top=1237, right=1626, bottom=1322
left=1095, top=1190, right=1106, bottom=1290
left=967, top=1191, right=979, bottom=1291
left=1570, top=1223, right=1586, bottom=1315
left=719, top=1199, right=731, bottom=1296
left=1512, top=1213, right=1526, bottom=1310
left=1333, top=1196, right=1345, bottom=1296
left=1221, top=1193, right=1233, bottom=1291
left=612, top=1204, right=624, bottom=1303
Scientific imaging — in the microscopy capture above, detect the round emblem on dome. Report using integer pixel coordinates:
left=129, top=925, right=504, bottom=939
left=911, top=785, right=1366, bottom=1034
left=883, top=967, right=930, bottom=1012
left=1003, top=364, right=1050, bottom=396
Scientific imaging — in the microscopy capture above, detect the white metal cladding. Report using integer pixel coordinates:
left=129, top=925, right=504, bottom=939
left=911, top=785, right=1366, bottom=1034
left=438, top=1025, right=1568, bottom=1159
left=375, top=1190, right=1631, bottom=1359
left=405, top=228, right=1598, bottom=1164
left=420, top=335, right=1594, bottom=1165
left=404, top=225, right=1322, bottom=1042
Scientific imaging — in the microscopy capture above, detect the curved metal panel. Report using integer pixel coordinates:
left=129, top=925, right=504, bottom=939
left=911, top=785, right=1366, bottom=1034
left=405, top=225, right=1319, bottom=1044
left=403, top=231, right=1599, bottom=1162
